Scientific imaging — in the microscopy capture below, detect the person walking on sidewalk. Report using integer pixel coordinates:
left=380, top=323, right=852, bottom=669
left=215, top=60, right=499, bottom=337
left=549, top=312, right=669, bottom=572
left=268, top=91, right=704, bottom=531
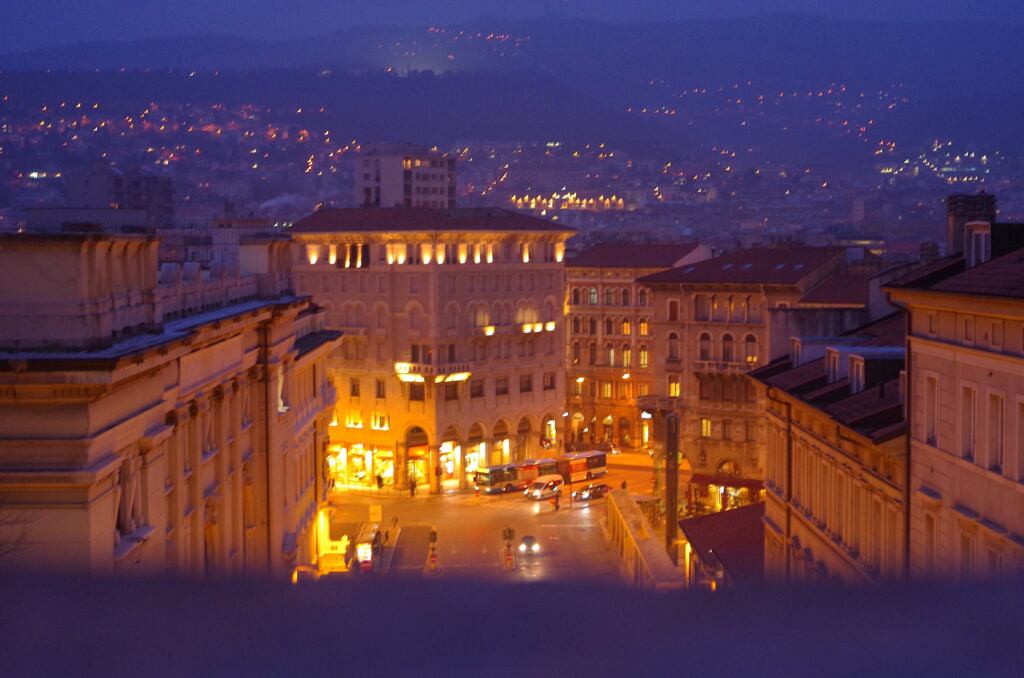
left=409, top=477, right=417, bottom=498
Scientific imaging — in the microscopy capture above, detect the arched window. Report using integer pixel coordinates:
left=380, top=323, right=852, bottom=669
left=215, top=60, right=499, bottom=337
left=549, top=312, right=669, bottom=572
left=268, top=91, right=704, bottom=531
left=572, top=316, right=581, bottom=334
left=622, top=289, right=631, bottom=307
left=722, top=333, right=735, bottom=363
left=604, top=318, right=614, bottom=335
left=572, top=288, right=581, bottom=305
left=588, top=342, right=597, bottom=366
left=668, top=300, right=679, bottom=322
left=638, top=290, right=648, bottom=306
left=694, top=294, right=710, bottom=321
left=605, top=343, right=615, bottom=366
left=588, top=287, right=598, bottom=305
left=588, top=317, right=597, bottom=335
left=622, top=344, right=632, bottom=368
left=668, top=332, right=680, bottom=361
left=639, top=345, right=649, bottom=368
left=744, top=334, right=759, bottom=364
left=639, top=318, right=649, bottom=336
left=604, top=288, right=614, bottom=306
left=572, top=342, right=581, bottom=365
left=699, top=332, right=712, bottom=361
left=622, top=319, right=632, bottom=335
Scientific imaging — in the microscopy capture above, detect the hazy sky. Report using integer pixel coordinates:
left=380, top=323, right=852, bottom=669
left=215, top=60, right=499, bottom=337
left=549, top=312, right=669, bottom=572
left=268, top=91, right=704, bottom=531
left=3, top=0, right=1023, bottom=53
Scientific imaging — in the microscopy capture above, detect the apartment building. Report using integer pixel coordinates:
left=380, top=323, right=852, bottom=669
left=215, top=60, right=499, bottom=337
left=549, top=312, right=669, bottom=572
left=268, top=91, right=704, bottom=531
left=640, top=247, right=851, bottom=515
left=751, top=312, right=907, bottom=584
left=290, top=207, right=573, bottom=493
left=565, top=242, right=711, bottom=451
left=355, top=143, right=456, bottom=209
left=887, top=220, right=1024, bottom=580
left=0, top=230, right=339, bottom=576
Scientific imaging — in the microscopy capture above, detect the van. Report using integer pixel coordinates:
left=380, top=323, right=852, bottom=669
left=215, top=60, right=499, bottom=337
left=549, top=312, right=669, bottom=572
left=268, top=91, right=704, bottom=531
left=524, top=474, right=564, bottom=500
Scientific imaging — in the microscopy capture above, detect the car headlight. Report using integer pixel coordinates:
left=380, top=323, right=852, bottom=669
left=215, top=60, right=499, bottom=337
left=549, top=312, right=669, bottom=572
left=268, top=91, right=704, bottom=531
left=532, top=543, right=540, bottom=553
left=519, top=544, right=526, bottom=552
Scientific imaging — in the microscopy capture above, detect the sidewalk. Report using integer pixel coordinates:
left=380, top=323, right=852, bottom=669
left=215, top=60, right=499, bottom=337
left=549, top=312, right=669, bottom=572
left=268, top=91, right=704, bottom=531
left=607, top=452, right=654, bottom=471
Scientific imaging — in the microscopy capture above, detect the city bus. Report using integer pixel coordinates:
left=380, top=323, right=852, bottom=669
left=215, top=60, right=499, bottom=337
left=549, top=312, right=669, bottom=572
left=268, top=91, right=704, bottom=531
left=557, top=451, right=608, bottom=484
left=473, top=464, right=521, bottom=494
left=516, top=457, right=558, bottom=485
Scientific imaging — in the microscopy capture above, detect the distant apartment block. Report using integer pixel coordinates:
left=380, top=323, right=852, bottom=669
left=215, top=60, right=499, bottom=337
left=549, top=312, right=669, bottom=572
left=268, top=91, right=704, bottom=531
left=355, top=143, right=456, bottom=209
left=66, top=167, right=175, bottom=226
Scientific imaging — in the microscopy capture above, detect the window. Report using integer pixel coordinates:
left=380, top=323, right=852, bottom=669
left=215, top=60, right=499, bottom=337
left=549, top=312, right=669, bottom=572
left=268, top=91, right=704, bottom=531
left=925, top=376, right=938, bottom=446
left=572, top=288, right=581, bottom=305
left=605, top=343, right=615, bottom=366
left=960, top=533, right=974, bottom=576
left=961, top=386, right=976, bottom=459
left=409, top=383, right=425, bottom=402
left=988, top=393, right=1004, bottom=472
left=601, top=382, right=612, bottom=398
left=622, top=289, right=631, bottom=306
left=345, top=409, right=363, bottom=428
left=375, top=379, right=386, bottom=399
left=371, top=412, right=390, bottom=431
left=668, top=375, right=681, bottom=398
left=588, top=317, right=598, bottom=335
left=964, top=316, right=975, bottom=344
left=722, top=419, right=732, bottom=441
left=927, top=312, right=937, bottom=336
left=572, top=342, right=582, bottom=365
left=543, top=372, right=556, bottom=390
left=694, top=294, right=710, bottom=321
left=668, top=300, right=679, bottom=321
left=588, top=288, right=598, bottom=305
left=638, top=383, right=649, bottom=397
left=668, top=333, right=680, bottom=361
left=699, top=333, right=711, bottom=361
left=744, top=335, right=758, bottom=364
left=349, top=378, right=360, bottom=398
left=572, top=317, right=581, bottom=334
left=746, top=421, right=756, bottom=442
left=589, top=343, right=597, bottom=366
left=700, top=418, right=712, bottom=438
left=495, top=377, right=509, bottom=396
left=604, top=318, right=614, bottom=335
left=572, top=379, right=583, bottom=396
left=722, top=334, right=735, bottom=363
left=639, top=319, right=649, bottom=336
left=992, top=320, right=1003, bottom=348
left=470, top=379, right=484, bottom=398
left=850, top=359, right=865, bottom=394
left=827, top=351, right=841, bottom=384
left=519, top=375, right=533, bottom=393
left=622, top=319, right=632, bottom=335
left=639, top=346, right=649, bottom=368
left=638, top=290, right=648, bottom=306
left=622, top=345, right=632, bottom=369
left=605, top=288, right=614, bottom=306
left=442, top=382, right=458, bottom=401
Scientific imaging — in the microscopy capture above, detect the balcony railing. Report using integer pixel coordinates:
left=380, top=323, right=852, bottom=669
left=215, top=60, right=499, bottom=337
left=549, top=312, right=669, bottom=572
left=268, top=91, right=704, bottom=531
left=394, top=361, right=473, bottom=377
left=691, top=359, right=758, bottom=374
left=637, top=395, right=682, bottom=412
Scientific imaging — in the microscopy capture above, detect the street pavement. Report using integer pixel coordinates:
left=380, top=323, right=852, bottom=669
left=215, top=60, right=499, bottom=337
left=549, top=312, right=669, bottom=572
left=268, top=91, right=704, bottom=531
left=329, top=462, right=656, bottom=584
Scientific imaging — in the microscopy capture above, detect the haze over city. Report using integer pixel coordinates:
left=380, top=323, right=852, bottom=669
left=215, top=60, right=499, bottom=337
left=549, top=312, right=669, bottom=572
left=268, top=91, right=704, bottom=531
left=1, top=3, right=1023, bottom=676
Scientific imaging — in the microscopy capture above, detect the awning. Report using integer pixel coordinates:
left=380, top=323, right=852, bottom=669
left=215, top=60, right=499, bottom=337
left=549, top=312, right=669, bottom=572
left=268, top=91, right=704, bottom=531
left=688, top=473, right=763, bottom=491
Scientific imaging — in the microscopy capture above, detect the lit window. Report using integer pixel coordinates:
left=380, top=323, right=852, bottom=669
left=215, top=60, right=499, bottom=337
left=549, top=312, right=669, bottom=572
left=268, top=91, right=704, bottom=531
left=700, top=418, right=712, bottom=438
left=345, top=410, right=364, bottom=428
left=668, top=376, right=681, bottom=398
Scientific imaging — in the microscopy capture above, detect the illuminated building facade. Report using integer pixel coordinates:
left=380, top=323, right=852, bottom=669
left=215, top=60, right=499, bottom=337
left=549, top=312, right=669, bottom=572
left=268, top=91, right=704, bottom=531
left=565, top=243, right=711, bottom=451
left=641, top=247, right=849, bottom=515
left=0, top=231, right=340, bottom=576
left=752, top=313, right=907, bottom=585
left=356, top=143, right=456, bottom=209
left=887, top=221, right=1024, bottom=581
left=290, top=207, right=573, bottom=493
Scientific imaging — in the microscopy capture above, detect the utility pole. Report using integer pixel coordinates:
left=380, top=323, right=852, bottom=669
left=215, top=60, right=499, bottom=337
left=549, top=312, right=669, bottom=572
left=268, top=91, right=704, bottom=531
left=664, top=412, right=680, bottom=564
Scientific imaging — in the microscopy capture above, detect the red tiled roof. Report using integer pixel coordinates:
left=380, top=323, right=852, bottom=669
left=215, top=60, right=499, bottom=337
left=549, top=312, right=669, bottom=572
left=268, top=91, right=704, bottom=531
left=679, top=503, right=765, bottom=586
left=566, top=243, right=700, bottom=269
left=929, top=250, right=1024, bottom=300
left=640, top=246, right=840, bottom=285
left=799, top=272, right=869, bottom=306
left=291, top=207, right=572, bottom=234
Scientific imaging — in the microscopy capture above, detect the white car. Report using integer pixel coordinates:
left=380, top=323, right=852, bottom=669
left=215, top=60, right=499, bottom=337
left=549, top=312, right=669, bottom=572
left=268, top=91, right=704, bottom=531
left=524, top=474, right=564, bottom=500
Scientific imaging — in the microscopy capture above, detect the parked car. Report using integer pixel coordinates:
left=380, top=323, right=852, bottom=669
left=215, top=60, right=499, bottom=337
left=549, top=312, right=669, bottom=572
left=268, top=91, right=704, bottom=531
left=524, top=474, right=564, bottom=500
left=571, top=483, right=610, bottom=502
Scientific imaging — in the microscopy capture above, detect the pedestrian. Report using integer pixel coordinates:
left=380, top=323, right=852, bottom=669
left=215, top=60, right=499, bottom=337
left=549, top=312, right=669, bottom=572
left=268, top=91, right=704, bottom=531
left=409, top=477, right=417, bottom=498
left=383, top=530, right=390, bottom=547
left=376, top=474, right=384, bottom=492
left=553, top=493, right=560, bottom=511
left=621, top=480, right=628, bottom=490
left=391, top=514, right=399, bottom=530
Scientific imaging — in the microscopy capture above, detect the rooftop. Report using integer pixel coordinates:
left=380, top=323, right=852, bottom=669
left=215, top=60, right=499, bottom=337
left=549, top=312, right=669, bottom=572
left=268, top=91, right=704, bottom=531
left=566, top=243, right=700, bottom=270
left=291, top=207, right=572, bottom=235
left=929, top=249, right=1024, bottom=300
left=798, top=271, right=869, bottom=307
left=640, top=246, right=840, bottom=286
left=679, top=503, right=765, bottom=587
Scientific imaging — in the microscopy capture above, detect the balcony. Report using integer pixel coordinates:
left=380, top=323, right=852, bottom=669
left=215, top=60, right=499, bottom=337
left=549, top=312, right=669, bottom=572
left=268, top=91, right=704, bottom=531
left=691, top=359, right=757, bottom=374
left=637, top=395, right=682, bottom=413
left=393, top=361, right=473, bottom=383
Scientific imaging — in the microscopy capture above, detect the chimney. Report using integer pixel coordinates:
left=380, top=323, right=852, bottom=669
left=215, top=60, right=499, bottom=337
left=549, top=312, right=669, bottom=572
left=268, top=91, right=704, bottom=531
left=946, top=193, right=996, bottom=256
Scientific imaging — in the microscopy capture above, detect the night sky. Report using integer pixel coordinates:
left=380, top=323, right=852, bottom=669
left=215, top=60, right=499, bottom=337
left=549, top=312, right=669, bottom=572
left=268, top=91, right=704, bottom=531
left=2, top=0, right=1023, bottom=54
